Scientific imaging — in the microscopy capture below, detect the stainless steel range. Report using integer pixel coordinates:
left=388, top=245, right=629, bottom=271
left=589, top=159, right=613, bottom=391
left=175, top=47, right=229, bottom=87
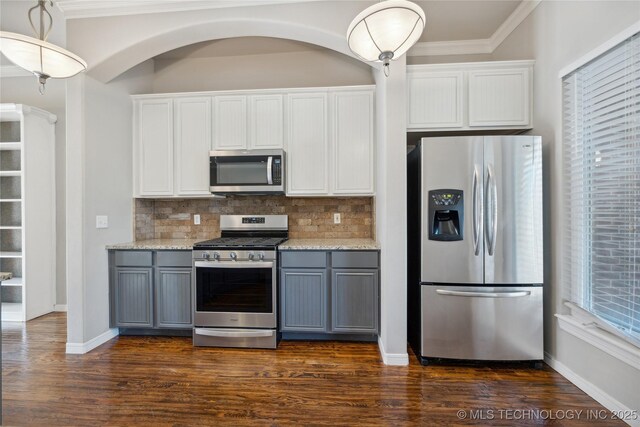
left=192, top=215, right=288, bottom=349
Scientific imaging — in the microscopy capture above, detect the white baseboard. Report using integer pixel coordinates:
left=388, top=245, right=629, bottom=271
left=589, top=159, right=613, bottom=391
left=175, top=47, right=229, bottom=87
left=545, top=352, right=640, bottom=427
left=54, top=304, right=68, bottom=312
left=66, top=328, right=119, bottom=354
left=378, top=336, right=409, bottom=366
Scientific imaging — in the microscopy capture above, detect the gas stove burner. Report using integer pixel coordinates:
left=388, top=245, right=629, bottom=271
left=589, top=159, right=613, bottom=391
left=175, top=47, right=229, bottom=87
left=193, top=214, right=289, bottom=251
left=194, top=236, right=288, bottom=250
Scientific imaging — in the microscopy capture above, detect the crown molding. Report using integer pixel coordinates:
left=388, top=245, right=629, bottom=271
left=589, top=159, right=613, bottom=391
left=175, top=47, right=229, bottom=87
left=409, top=0, right=541, bottom=57
left=409, top=39, right=492, bottom=57
left=56, top=0, right=321, bottom=19
left=488, top=0, right=541, bottom=51
left=0, top=65, right=33, bottom=78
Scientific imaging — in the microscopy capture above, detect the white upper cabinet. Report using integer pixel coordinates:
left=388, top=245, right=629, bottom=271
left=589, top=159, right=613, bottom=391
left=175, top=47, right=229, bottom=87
left=287, top=88, right=375, bottom=197
left=287, top=92, right=329, bottom=195
left=213, top=95, right=247, bottom=150
left=133, top=85, right=374, bottom=199
left=407, top=60, right=534, bottom=131
left=175, top=97, right=211, bottom=196
left=249, top=94, right=284, bottom=149
left=468, top=68, right=530, bottom=127
left=408, top=71, right=463, bottom=128
left=136, top=98, right=174, bottom=196
left=332, top=91, right=374, bottom=195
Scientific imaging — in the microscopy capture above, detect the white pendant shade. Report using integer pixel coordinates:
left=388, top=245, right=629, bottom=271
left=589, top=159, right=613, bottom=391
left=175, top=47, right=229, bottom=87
left=347, top=0, right=425, bottom=63
left=0, top=31, right=87, bottom=79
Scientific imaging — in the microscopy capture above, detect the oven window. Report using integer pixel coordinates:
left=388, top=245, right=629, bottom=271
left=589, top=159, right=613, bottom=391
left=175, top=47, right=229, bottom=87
left=212, top=156, right=269, bottom=186
left=196, top=266, right=272, bottom=313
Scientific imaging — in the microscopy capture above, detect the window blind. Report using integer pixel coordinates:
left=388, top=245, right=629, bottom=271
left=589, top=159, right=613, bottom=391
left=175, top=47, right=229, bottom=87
left=562, top=31, right=640, bottom=345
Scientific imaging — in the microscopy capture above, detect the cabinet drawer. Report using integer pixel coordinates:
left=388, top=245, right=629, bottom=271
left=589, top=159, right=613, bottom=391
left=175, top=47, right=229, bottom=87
left=280, top=251, right=327, bottom=268
left=331, top=251, right=378, bottom=269
left=156, top=251, right=192, bottom=267
left=115, top=251, right=152, bottom=267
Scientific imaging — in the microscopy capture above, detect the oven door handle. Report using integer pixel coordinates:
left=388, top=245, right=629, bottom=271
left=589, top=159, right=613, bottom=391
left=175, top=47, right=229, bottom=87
left=194, top=328, right=275, bottom=338
left=194, top=260, right=274, bottom=268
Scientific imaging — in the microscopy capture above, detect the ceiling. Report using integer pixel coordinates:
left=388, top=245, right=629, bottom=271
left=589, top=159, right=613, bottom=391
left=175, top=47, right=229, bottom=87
left=155, top=0, right=525, bottom=61
left=416, top=0, right=522, bottom=42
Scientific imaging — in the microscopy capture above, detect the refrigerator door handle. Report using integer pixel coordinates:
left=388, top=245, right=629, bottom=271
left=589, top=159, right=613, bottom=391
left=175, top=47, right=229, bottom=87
left=486, top=163, right=498, bottom=256
left=472, top=167, right=481, bottom=256
left=436, top=289, right=531, bottom=298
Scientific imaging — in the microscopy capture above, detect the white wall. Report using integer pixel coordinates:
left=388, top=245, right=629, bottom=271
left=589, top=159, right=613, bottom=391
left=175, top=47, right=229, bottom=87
left=492, top=0, right=640, bottom=412
left=66, top=62, right=153, bottom=345
left=375, top=57, right=409, bottom=365
left=65, top=1, right=371, bottom=83
left=153, top=50, right=373, bottom=92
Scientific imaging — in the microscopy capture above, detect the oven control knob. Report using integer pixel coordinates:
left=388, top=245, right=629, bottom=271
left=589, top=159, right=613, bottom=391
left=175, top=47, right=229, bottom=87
left=248, top=252, right=255, bottom=260
left=230, top=252, right=237, bottom=260
left=258, top=252, right=265, bottom=261
left=213, top=252, right=220, bottom=260
left=202, top=252, right=210, bottom=260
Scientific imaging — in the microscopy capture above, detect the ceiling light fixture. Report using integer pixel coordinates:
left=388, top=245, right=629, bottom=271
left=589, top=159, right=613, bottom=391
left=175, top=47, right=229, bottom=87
left=0, top=0, right=87, bottom=94
left=347, top=0, right=425, bottom=77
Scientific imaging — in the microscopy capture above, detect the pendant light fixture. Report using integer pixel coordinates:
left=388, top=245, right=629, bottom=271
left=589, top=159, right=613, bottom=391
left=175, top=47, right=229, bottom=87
left=0, top=1, right=87, bottom=94
left=347, top=0, right=425, bottom=76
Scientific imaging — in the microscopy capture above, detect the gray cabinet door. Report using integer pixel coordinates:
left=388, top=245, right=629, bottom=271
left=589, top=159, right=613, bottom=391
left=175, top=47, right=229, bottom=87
left=156, top=268, right=192, bottom=328
left=331, top=269, right=378, bottom=333
left=115, top=267, right=153, bottom=327
left=280, top=269, right=327, bottom=331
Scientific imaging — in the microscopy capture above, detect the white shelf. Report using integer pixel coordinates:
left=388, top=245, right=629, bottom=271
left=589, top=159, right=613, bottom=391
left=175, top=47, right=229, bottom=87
left=1, top=277, right=22, bottom=286
left=1, top=302, right=24, bottom=321
left=0, top=252, right=22, bottom=258
left=0, top=143, right=21, bottom=150
left=1, top=103, right=56, bottom=323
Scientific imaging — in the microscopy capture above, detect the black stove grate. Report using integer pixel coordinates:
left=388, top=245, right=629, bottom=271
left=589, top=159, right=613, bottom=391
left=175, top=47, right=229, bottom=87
left=193, top=236, right=288, bottom=249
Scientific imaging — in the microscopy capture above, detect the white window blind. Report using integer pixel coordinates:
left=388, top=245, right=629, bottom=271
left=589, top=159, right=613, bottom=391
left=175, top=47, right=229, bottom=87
left=563, top=31, right=640, bottom=345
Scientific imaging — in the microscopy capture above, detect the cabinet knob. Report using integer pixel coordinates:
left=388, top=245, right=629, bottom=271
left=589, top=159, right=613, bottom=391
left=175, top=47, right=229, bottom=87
left=230, top=252, right=237, bottom=260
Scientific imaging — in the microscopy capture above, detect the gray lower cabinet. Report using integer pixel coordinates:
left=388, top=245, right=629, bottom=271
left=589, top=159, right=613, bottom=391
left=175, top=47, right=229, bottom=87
left=279, top=250, right=379, bottom=337
left=331, top=269, right=378, bottom=333
left=156, top=268, right=192, bottom=328
left=110, top=250, right=192, bottom=331
left=115, top=267, right=153, bottom=327
left=280, top=269, right=327, bottom=331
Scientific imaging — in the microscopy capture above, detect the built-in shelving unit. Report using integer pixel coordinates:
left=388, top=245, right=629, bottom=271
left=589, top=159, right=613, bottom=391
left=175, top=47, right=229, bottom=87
left=0, top=104, right=56, bottom=322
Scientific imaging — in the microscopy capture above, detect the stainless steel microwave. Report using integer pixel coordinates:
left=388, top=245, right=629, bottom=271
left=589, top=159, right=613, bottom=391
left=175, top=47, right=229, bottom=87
left=209, top=149, right=285, bottom=195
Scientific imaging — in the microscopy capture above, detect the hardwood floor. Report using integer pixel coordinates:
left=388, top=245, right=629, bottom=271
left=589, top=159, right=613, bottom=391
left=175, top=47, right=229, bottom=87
left=2, top=313, right=623, bottom=426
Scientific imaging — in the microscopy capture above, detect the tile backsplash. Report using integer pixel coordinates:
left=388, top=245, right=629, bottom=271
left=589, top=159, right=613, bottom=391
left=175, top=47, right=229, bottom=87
left=135, top=196, right=374, bottom=240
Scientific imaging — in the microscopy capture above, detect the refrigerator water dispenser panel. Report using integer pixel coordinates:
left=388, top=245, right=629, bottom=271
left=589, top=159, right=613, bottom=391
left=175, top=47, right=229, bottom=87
left=428, top=189, right=463, bottom=241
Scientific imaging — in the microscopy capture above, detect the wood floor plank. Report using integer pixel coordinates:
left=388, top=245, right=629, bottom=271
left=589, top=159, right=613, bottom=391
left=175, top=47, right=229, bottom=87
left=2, top=313, right=624, bottom=426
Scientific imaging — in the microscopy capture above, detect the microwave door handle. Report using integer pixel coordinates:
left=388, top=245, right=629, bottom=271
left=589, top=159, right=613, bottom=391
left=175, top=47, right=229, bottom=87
left=267, top=156, right=273, bottom=185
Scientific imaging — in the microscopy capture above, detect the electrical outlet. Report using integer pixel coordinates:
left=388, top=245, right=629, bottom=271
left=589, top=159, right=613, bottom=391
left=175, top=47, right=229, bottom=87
left=333, top=213, right=341, bottom=224
left=96, top=215, right=108, bottom=229
left=194, top=214, right=201, bottom=225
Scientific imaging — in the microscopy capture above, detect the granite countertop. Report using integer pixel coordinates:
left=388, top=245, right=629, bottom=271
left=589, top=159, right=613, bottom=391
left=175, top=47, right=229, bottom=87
left=106, top=238, right=380, bottom=251
left=278, top=238, right=379, bottom=250
left=0, top=272, right=12, bottom=281
left=106, top=239, right=202, bottom=250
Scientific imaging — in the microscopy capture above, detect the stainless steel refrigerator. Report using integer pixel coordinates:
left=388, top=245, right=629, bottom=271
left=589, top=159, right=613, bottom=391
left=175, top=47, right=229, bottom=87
left=407, top=136, right=543, bottom=364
